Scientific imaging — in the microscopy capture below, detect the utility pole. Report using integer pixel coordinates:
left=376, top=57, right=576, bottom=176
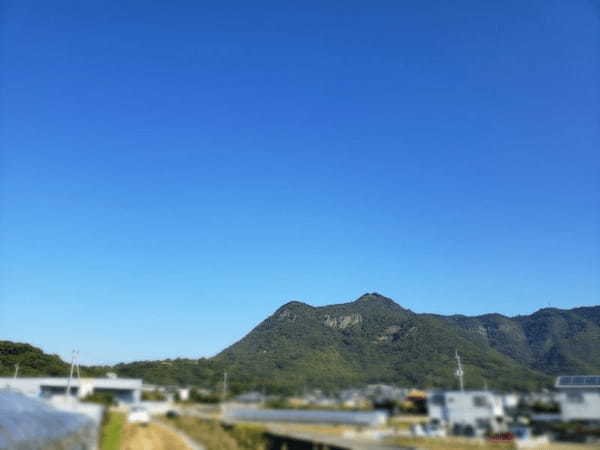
left=222, top=371, right=228, bottom=402
left=75, top=350, right=81, bottom=380
left=66, top=350, right=76, bottom=397
left=13, top=363, right=19, bottom=380
left=455, top=350, right=464, bottom=392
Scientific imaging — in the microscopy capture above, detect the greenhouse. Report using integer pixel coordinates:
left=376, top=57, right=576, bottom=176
left=0, top=389, right=98, bottom=450
left=224, top=408, right=388, bottom=427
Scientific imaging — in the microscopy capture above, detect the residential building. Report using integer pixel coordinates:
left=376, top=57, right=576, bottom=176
left=427, top=390, right=505, bottom=436
left=555, top=376, right=600, bottom=422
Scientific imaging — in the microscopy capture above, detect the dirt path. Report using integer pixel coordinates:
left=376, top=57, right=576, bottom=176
left=120, top=422, right=193, bottom=450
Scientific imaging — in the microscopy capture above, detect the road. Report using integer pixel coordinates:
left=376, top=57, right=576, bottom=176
left=120, top=421, right=201, bottom=450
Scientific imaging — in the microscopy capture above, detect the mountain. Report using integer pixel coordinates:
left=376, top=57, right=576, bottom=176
left=212, top=293, right=551, bottom=393
left=4, top=294, right=599, bottom=393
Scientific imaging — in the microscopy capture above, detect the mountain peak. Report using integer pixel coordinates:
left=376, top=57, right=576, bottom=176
left=280, top=300, right=311, bottom=308
left=354, top=292, right=397, bottom=305
left=274, top=300, right=313, bottom=315
left=356, top=292, right=386, bottom=300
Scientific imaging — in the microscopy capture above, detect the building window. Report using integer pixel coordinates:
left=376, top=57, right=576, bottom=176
left=566, top=392, right=584, bottom=404
left=476, top=418, right=491, bottom=430
left=473, top=396, right=489, bottom=407
left=430, top=394, right=445, bottom=406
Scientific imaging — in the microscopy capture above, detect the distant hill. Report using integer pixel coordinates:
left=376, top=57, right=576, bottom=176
left=0, top=341, right=69, bottom=377
left=3, top=294, right=599, bottom=393
left=0, top=341, right=107, bottom=379
left=436, top=305, right=600, bottom=376
left=113, top=357, right=222, bottom=388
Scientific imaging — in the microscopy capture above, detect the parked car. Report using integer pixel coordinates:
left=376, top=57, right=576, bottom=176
left=127, top=406, right=150, bottom=425
left=166, top=410, right=180, bottom=419
left=488, top=432, right=515, bottom=443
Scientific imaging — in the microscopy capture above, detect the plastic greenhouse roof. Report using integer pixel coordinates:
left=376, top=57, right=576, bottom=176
left=0, top=389, right=92, bottom=448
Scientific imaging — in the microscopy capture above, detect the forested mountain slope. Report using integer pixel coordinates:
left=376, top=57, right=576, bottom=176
left=4, top=294, right=598, bottom=393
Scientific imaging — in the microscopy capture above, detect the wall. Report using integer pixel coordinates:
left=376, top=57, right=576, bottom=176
left=557, top=390, right=600, bottom=421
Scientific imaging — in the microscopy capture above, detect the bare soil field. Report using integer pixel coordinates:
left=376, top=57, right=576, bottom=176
left=120, top=422, right=192, bottom=450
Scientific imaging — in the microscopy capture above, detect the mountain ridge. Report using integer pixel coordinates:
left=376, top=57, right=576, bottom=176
left=2, top=293, right=599, bottom=394
left=210, top=293, right=600, bottom=392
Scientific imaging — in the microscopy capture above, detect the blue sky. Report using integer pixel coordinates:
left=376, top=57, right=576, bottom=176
left=1, top=1, right=599, bottom=365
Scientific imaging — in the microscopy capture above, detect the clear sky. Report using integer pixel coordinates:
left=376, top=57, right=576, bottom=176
left=1, top=1, right=599, bottom=365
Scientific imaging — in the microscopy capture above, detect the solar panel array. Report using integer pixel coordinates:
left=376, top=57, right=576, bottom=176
left=556, top=376, right=600, bottom=387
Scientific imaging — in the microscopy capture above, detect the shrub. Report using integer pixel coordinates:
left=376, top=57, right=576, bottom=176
left=82, top=392, right=116, bottom=407
left=189, top=389, right=221, bottom=404
left=141, top=390, right=167, bottom=401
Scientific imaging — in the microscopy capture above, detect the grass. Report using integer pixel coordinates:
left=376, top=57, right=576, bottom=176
left=99, top=412, right=125, bottom=450
left=227, top=423, right=269, bottom=450
left=268, top=423, right=357, bottom=436
left=386, top=436, right=515, bottom=450
left=162, top=416, right=267, bottom=450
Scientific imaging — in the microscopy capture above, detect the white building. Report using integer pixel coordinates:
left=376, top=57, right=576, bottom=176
left=427, top=390, right=505, bottom=435
left=555, top=376, right=600, bottom=422
left=0, top=377, right=142, bottom=404
left=177, top=388, right=191, bottom=402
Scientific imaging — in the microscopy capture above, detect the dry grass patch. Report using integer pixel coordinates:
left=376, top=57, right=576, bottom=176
left=163, top=416, right=267, bottom=450
left=120, top=423, right=191, bottom=450
left=386, top=436, right=515, bottom=450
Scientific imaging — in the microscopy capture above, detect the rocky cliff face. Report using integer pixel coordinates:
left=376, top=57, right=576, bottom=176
left=323, top=313, right=362, bottom=329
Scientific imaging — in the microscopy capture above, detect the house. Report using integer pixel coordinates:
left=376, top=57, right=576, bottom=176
left=233, top=391, right=265, bottom=404
left=427, top=390, right=505, bottom=436
left=555, top=376, right=600, bottom=422
left=301, top=389, right=338, bottom=407
left=364, top=384, right=407, bottom=403
left=338, top=388, right=370, bottom=408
